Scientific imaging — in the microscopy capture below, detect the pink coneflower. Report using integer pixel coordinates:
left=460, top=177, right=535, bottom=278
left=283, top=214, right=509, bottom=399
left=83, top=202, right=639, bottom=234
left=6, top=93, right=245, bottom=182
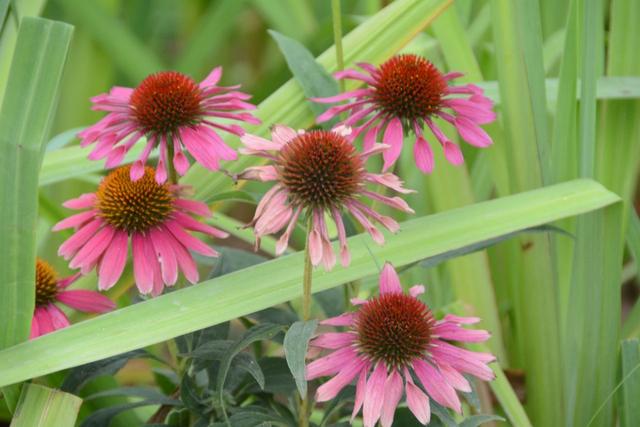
left=78, top=68, right=260, bottom=183
left=239, top=125, right=414, bottom=270
left=313, top=54, right=496, bottom=172
left=306, top=263, right=495, bottom=426
left=31, top=258, right=114, bottom=339
left=53, top=165, right=227, bottom=295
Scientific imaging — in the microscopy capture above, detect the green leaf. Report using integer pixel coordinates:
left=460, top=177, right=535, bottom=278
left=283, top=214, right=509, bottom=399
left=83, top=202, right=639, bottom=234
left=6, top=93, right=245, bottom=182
left=0, top=16, right=73, bottom=412
left=283, top=320, right=318, bottom=397
left=215, top=323, right=284, bottom=418
left=61, top=349, right=151, bottom=394
left=79, top=400, right=180, bottom=427
left=269, top=29, right=338, bottom=117
left=207, top=190, right=257, bottom=205
left=619, top=339, right=640, bottom=427
left=419, top=225, right=570, bottom=269
left=10, top=384, right=82, bottom=427
left=233, top=352, right=265, bottom=390
left=246, top=357, right=297, bottom=395
left=0, top=179, right=619, bottom=388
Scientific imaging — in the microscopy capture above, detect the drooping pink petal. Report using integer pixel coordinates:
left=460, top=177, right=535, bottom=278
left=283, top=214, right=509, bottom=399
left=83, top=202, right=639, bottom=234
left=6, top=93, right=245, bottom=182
left=238, top=165, right=278, bottom=182
left=271, top=124, right=298, bottom=145
left=380, top=369, right=403, bottom=427
left=380, top=262, right=402, bottom=294
left=351, top=366, right=369, bottom=421
left=69, top=225, right=116, bottom=271
left=331, top=206, right=350, bottom=266
left=365, top=173, right=414, bottom=194
left=62, top=193, right=97, bottom=210
left=414, top=135, right=435, bottom=173
left=306, top=346, right=360, bottom=380
left=382, top=117, right=404, bottom=171
left=275, top=206, right=301, bottom=255
left=320, top=312, right=356, bottom=326
left=174, top=198, right=211, bottom=218
left=308, top=229, right=323, bottom=266
left=454, top=116, right=493, bottom=147
left=404, top=371, right=431, bottom=424
left=310, top=332, right=355, bottom=349
left=46, top=304, right=70, bottom=331
left=443, top=141, right=464, bottom=165
left=316, top=357, right=367, bottom=402
left=435, top=360, right=472, bottom=392
left=433, top=322, right=491, bottom=342
left=164, top=220, right=219, bottom=258
left=132, top=233, right=154, bottom=294
left=162, top=226, right=199, bottom=284
left=362, top=363, right=387, bottom=427
left=57, top=290, right=115, bottom=313
left=412, top=359, right=462, bottom=413
left=29, top=312, right=41, bottom=339
left=52, top=210, right=97, bottom=231
left=149, top=228, right=179, bottom=286
left=57, top=272, right=81, bottom=289
left=97, top=230, right=129, bottom=290
left=443, top=314, right=481, bottom=324
left=57, top=219, right=102, bottom=259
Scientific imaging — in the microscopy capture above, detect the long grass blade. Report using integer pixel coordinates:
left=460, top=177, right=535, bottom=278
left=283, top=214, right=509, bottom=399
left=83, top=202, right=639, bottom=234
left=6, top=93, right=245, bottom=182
left=0, top=16, right=72, bottom=412
left=10, top=384, right=81, bottom=427
left=0, top=179, right=618, bottom=388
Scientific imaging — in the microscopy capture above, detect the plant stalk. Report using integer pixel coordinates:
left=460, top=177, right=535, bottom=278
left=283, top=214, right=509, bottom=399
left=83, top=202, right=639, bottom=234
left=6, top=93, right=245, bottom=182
left=299, top=218, right=314, bottom=427
left=166, top=138, right=178, bottom=185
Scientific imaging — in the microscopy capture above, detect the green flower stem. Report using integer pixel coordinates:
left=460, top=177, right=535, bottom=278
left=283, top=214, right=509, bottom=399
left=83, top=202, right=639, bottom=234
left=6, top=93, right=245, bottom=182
left=166, top=138, right=178, bottom=185
left=299, top=218, right=313, bottom=427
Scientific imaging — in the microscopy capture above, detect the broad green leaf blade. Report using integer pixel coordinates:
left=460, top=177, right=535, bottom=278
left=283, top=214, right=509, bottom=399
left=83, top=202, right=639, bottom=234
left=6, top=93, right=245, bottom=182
left=566, top=205, right=623, bottom=427
left=283, top=320, right=318, bottom=397
left=430, top=5, right=506, bottom=362
left=459, top=415, right=506, bottom=427
left=37, top=76, right=640, bottom=187
left=182, top=0, right=453, bottom=201
left=0, top=179, right=618, bottom=388
left=269, top=30, right=338, bottom=117
left=0, top=16, right=72, bottom=411
left=619, top=339, right=640, bottom=427
left=491, top=0, right=563, bottom=423
left=10, top=384, right=81, bottom=427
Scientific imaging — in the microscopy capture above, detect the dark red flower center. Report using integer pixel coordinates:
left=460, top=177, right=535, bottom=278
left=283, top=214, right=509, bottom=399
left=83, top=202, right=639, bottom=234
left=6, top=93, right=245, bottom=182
left=276, top=130, right=364, bottom=209
left=35, top=258, right=59, bottom=306
left=130, top=71, right=202, bottom=134
left=355, top=292, right=435, bottom=368
left=373, top=54, right=447, bottom=121
left=96, top=166, right=174, bottom=234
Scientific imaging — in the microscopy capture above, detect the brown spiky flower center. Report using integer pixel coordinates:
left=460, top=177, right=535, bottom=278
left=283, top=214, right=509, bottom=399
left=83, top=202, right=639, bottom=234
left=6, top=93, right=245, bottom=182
left=276, top=130, right=365, bottom=209
left=35, top=258, right=59, bottom=306
left=96, top=166, right=174, bottom=233
left=356, top=293, right=435, bottom=368
left=373, top=54, right=447, bottom=121
left=130, top=71, right=202, bottom=134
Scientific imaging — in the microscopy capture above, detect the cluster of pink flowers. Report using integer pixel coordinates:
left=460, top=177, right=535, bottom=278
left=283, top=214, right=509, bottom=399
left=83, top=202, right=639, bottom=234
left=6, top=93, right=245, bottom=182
left=43, top=56, right=496, bottom=424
